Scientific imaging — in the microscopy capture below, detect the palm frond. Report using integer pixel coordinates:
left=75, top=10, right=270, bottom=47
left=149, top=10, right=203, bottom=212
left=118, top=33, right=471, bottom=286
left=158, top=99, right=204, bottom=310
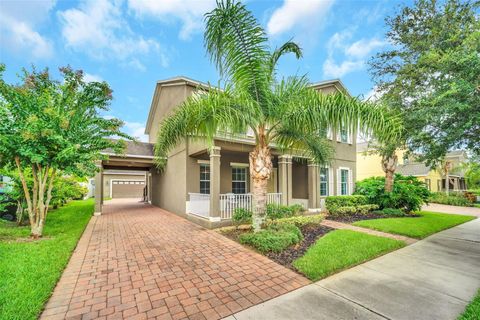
left=274, top=127, right=334, bottom=166
left=154, top=87, right=257, bottom=169
left=204, top=0, right=270, bottom=103
left=269, top=40, right=303, bottom=78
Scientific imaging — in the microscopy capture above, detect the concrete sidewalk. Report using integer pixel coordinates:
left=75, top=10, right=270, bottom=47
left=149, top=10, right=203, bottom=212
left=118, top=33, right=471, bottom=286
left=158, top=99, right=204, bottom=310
left=226, top=218, right=480, bottom=320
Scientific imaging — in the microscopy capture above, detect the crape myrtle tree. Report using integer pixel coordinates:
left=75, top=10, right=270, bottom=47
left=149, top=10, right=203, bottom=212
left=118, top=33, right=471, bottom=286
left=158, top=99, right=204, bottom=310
left=154, top=0, right=401, bottom=231
left=0, top=65, right=128, bottom=238
left=369, top=0, right=480, bottom=166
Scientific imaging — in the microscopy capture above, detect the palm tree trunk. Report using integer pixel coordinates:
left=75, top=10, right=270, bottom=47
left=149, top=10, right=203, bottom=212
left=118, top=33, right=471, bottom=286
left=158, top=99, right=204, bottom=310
left=381, top=154, right=398, bottom=193
left=249, top=143, right=272, bottom=232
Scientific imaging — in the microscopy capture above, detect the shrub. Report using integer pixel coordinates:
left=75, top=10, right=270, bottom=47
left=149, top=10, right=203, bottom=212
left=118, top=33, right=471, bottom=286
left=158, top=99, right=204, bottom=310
left=239, top=224, right=303, bottom=253
left=357, top=204, right=379, bottom=214
left=372, top=208, right=405, bottom=216
left=265, top=214, right=323, bottom=228
left=429, top=192, right=474, bottom=207
left=335, top=206, right=357, bottom=215
left=232, top=208, right=252, bottom=226
left=325, top=195, right=368, bottom=214
left=354, top=174, right=430, bottom=213
left=266, top=203, right=303, bottom=220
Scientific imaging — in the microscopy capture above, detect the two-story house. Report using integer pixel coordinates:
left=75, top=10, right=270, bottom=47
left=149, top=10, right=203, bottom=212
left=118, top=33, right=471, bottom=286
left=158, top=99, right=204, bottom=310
left=94, top=77, right=358, bottom=228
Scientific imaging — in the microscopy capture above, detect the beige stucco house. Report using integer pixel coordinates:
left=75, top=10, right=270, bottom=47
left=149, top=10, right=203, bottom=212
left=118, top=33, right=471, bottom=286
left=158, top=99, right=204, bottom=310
left=94, top=77, right=358, bottom=228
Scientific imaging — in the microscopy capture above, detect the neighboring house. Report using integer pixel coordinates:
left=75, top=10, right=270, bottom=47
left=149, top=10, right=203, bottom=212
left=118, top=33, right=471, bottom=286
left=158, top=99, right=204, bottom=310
left=94, top=77, right=357, bottom=228
left=0, top=175, right=9, bottom=194
left=356, top=143, right=468, bottom=192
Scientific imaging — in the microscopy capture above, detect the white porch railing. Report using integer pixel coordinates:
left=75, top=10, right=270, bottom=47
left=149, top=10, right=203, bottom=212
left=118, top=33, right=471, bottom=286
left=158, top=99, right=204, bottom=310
left=187, top=193, right=210, bottom=218
left=220, top=193, right=282, bottom=219
left=188, top=192, right=283, bottom=220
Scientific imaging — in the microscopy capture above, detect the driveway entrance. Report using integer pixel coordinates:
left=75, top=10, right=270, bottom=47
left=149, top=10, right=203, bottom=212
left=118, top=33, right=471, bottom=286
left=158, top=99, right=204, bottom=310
left=41, top=199, right=308, bottom=320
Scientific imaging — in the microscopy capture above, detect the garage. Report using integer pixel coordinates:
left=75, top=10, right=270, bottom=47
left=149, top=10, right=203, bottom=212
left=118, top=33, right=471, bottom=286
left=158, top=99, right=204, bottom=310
left=111, top=180, right=145, bottom=199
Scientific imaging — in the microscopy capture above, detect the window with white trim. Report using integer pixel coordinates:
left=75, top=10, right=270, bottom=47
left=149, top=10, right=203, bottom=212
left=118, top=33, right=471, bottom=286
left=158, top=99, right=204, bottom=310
left=319, top=167, right=329, bottom=196
left=340, top=169, right=349, bottom=195
left=232, top=167, right=247, bottom=194
left=199, top=164, right=210, bottom=194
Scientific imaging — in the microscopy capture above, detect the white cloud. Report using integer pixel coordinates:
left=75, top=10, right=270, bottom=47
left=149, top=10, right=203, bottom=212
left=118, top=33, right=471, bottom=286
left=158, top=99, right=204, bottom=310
left=323, top=58, right=364, bottom=79
left=127, top=0, right=216, bottom=40
left=58, top=0, right=166, bottom=69
left=0, top=0, right=55, bottom=59
left=345, top=38, right=386, bottom=59
left=123, top=121, right=148, bottom=142
left=267, top=0, right=335, bottom=36
left=364, top=86, right=383, bottom=102
left=323, top=29, right=386, bottom=78
left=83, top=72, right=103, bottom=83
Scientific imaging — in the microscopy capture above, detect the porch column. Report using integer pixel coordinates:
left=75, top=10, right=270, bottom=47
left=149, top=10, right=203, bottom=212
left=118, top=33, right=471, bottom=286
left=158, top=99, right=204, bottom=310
left=278, top=155, right=292, bottom=205
left=209, top=146, right=221, bottom=221
left=308, top=161, right=319, bottom=209
left=94, top=161, right=103, bottom=216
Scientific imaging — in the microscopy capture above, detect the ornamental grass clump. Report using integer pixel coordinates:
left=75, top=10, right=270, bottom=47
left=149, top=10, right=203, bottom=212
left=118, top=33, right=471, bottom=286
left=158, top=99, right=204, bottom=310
left=239, top=223, right=302, bottom=253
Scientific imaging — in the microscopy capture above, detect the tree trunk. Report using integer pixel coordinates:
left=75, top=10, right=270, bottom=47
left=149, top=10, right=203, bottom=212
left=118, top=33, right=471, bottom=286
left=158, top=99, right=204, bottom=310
left=249, top=143, right=272, bottom=232
left=381, top=154, right=398, bottom=193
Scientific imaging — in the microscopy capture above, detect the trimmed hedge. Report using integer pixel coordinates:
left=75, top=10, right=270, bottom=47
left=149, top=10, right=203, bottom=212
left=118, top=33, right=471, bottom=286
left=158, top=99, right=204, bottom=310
left=239, top=223, right=303, bottom=253
left=325, top=195, right=368, bottom=215
left=266, top=203, right=303, bottom=220
left=429, top=192, right=474, bottom=207
left=265, top=214, right=323, bottom=228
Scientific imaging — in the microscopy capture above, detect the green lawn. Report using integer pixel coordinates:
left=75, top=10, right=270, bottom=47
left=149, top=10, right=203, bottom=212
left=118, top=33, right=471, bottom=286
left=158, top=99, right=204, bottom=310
left=293, top=230, right=405, bottom=281
left=0, top=199, right=94, bottom=320
left=353, top=211, right=475, bottom=239
left=459, top=289, right=480, bottom=320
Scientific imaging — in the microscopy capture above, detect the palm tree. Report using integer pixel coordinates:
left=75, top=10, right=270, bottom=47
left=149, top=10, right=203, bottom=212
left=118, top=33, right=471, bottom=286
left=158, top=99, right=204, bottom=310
left=154, top=0, right=401, bottom=231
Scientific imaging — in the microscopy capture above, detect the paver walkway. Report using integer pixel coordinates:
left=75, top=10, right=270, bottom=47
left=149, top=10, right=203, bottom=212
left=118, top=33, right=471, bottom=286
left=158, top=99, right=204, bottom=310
left=41, top=199, right=309, bottom=320
left=226, top=217, right=480, bottom=320
left=321, top=219, right=418, bottom=245
left=423, top=203, right=480, bottom=217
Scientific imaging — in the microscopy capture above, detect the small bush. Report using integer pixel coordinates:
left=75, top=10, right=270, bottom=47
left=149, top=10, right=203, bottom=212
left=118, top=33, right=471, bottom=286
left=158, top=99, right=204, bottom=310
left=354, top=174, right=430, bottom=213
left=357, top=204, right=379, bottom=214
left=429, top=192, right=474, bottom=207
left=266, top=203, right=303, bottom=220
left=325, top=195, right=368, bottom=214
left=265, top=214, right=323, bottom=228
left=239, top=224, right=303, bottom=253
left=232, top=208, right=252, bottom=226
left=372, top=208, right=405, bottom=216
left=335, top=206, right=357, bottom=215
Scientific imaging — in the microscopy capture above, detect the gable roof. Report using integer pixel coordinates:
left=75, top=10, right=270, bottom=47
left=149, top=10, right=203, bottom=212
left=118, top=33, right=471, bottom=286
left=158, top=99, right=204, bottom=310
left=144, top=77, right=351, bottom=135
left=396, top=163, right=432, bottom=176
left=144, top=77, right=213, bottom=135
left=102, top=140, right=154, bottom=158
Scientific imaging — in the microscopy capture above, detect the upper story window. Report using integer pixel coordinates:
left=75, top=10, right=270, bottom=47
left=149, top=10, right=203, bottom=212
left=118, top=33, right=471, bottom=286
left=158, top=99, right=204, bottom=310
left=232, top=167, right=248, bottom=194
left=199, top=164, right=210, bottom=194
left=337, top=125, right=352, bottom=144
left=319, top=167, right=329, bottom=196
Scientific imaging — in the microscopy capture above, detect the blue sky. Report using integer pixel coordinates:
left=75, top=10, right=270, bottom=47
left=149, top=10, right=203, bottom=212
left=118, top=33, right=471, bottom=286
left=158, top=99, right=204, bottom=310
left=0, top=0, right=406, bottom=141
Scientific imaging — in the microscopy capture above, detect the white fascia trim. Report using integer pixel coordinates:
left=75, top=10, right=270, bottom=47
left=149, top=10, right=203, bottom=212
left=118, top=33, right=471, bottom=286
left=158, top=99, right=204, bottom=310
left=101, top=152, right=155, bottom=159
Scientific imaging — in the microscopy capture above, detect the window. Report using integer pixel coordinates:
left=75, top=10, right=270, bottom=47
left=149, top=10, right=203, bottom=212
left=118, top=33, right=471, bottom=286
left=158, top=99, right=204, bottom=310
left=340, top=169, right=349, bottom=195
left=319, top=167, right=329, bottom=196
left=232, top=167, right=247, bottom=194
left=199, top=164, right=210, bottom=194
left=425, top=178, right=431, bottom=191
left=337, top=125, right=351, bottom=143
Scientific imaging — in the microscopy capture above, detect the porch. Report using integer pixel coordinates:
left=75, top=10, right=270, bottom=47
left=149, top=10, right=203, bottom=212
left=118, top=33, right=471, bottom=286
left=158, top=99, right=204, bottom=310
left=184, top=144, right=350, bottom=223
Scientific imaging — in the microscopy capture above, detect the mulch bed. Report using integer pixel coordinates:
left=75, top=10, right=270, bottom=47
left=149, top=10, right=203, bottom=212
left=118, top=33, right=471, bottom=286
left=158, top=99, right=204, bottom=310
left=266, top=224, right=334, bottom=268
left=326, top=213, right=420, bottom=224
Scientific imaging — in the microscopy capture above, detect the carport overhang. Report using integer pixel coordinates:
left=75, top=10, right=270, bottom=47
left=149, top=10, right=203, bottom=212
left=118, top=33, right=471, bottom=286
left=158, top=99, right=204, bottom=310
left=94, top=145, right=156, bottom=216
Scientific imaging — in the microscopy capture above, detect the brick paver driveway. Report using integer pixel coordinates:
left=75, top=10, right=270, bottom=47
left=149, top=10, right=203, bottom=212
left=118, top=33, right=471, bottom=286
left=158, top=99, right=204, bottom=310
left=41, top=199, right=309, bottom=320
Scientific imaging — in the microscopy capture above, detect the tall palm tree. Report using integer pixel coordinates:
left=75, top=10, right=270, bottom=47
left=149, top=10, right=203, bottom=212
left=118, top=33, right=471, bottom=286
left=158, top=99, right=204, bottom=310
left=154, top=0, right=401, bottom=231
